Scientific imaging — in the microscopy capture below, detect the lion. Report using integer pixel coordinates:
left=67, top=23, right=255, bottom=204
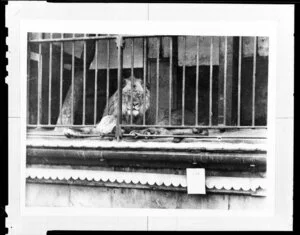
left=64, top=76, right=207, bottom=139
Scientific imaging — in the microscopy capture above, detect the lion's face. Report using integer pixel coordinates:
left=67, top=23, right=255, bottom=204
left=122, top=77, right=150, bottom=119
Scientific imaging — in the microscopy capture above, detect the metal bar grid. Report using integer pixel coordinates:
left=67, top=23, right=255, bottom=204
left=28, top=34, right=266, bottom=140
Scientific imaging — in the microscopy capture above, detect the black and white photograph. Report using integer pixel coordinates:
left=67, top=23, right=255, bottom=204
left=5, top=2, right=293, bottom=233
left=25, top=32, right=269, bottom=209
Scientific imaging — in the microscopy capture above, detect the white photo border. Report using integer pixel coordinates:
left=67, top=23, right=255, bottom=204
left=20, top=18, right=277, bottom=216
left=6, top=2, right=293, bottom=232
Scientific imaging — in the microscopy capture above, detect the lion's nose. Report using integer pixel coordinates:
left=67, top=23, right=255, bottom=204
left=133, top=101, right=139, bottom=106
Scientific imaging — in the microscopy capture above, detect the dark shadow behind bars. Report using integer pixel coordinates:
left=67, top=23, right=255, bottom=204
left=26, top=33, right=269, bottom=139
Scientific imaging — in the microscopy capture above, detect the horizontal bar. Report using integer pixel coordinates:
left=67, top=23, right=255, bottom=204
left=28, top=35, right=178, bottom=43
left=29, top=36, right=117, bottom=43
left=27, top=147, right=267, bottom=171
left=27, top=124, right=267, bottom=129
left=122, top=134, right=266, bottom=139
left=26, top=131, right=267, bottom=140
left=120, top=124, right=267, bottom=129
left=27, top=124, right=97, bottom=128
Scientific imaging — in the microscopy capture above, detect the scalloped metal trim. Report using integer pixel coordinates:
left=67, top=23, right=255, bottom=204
left=26, top=167, right=266, bottom=194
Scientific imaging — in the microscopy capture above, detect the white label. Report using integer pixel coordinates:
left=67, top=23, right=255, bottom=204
left=186, top=168, right=206, bottom=194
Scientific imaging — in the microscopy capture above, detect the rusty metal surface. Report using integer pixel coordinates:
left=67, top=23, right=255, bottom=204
left=27, top=144, right=266, bottom=172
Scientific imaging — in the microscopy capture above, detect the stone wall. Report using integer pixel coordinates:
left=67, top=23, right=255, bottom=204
left=26, top=183, right=267, bottom=210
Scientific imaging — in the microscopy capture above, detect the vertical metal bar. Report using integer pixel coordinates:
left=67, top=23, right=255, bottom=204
left=82, top=40, right=86, bottom=125
left=195, top=37, right=199, bottom=126
left=252, top=36, right=257, bottom=126
left=169, top=37, right=173, bottom=125
left=27, top=37, right=30, bottom=125
left=223, top=36, right=228, bottom=126
left=71, top=40, right=75, bottom=125
left=48, top=33, right=53, bottom=124
left=37, top=43, right=43, bottom=125
left=209, top=37, right=213, bottom=126
left=182, top=36, right=186, bottom=126
left=59, top=35, right=64, bottom=125
left=116, top=36, right=123, bottom=141
left=143, top=38, right=147, bottom=125
left=237, top=36, right=242, bottom=126
left=156, top=37, right=160, bottom=123
left=59, top=41, right=64, bottom=125
left=130, top=38, right=134, bottom=124
left=106, top=40, right=110, bottom=114
left=94, top=40, right=98, bottom=124
left=131, top=38, right=134, bottom=76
